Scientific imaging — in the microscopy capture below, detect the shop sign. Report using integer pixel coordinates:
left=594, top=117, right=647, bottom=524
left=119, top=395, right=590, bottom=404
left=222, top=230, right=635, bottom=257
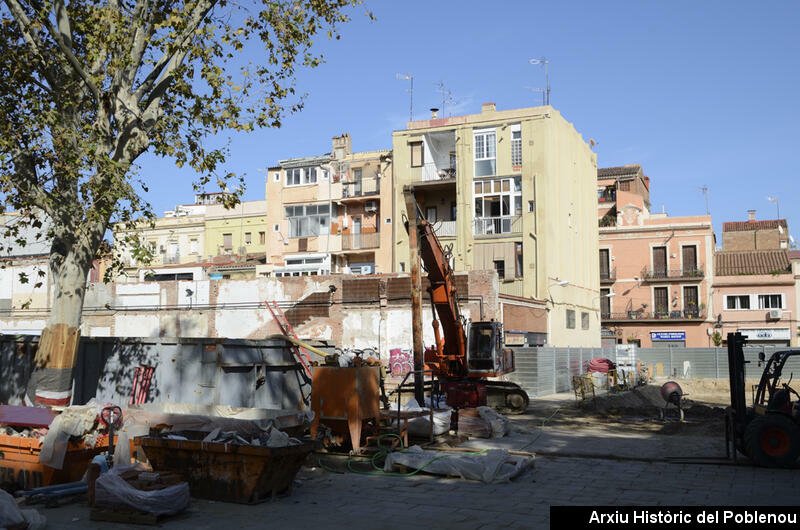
left=739, top=328, right=790, bottom=341
left=650, top=331, right=686, bottom=341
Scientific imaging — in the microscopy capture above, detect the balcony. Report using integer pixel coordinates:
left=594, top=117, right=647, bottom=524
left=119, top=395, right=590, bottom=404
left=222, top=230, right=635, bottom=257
left=341, top=176, right=380, bottom=200
left=640, top=266, right=704, bottom=282
left=602, top=309, right=707, bottom=322
left=600, top=268, right=616, bottom=283
left=433, top=220, right=457, bottom=238
left=421, top=162, right=457, bottom=182
left=341, top=232, right=380, bottom=251
left=598, top=190, right=617, bottom=204
left=473, top=216, right=521, bottom=236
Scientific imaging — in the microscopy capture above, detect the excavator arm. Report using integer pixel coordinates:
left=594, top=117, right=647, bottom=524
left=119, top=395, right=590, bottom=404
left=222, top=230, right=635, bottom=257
left=403, top=187, right=468, bottom=378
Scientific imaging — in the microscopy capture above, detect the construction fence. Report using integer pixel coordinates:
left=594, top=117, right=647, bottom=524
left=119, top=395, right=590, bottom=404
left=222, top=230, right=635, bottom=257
left=507, top=345, right=800, bottom=398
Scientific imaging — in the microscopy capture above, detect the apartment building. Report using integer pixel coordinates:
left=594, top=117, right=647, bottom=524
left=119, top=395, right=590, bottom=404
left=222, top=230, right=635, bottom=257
left=204, top=200, right=268, bottom=259
left=713, top=249, right=795, bottom=347
left=264, top=134, right=393, bottom=278
left=391, top=103, right=599, bottom=347
left=598, top=166, right=715, bottom=348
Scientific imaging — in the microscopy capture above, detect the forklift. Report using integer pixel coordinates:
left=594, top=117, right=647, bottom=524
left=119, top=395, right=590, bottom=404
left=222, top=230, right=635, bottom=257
left=726, top=332, right=800, bottom=468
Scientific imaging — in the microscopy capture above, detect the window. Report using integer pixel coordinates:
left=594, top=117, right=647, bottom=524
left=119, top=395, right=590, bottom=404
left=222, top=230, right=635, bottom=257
left=287, top=168, right=301, bottom=186
left=682, top=245, right=698, bottom=274
left=511, top=125, right=522, bottom=166
left=652, top=246, right=667, bottom=277
left=528, top=200, right=535, bottom=213
left=599, top=249, right=610, bottom=280
left=274, top=173, right=280, bottom=182
left=653, top=287, right=669, bottom=315
left=618, top=180, right=631, bottom=192
left=515, top=242, right=523, bottom=278
left=758, top=294, right=783, bottom=309
left=410, top=142, right=423, bottom=167
left=493, top=259, right=505, bottom=280
left=684, top=286, right=699, bottom=316
left=600, top=288, right=611, bottom=318
left=190, top=239, right=198, bottom=254
left=726, top=295, right=751, bottom=310
left=385, top=218, right=392, bottom=224
left=273, top=224, right=280, bottom=232
left=474, top=177, right=522, bottom=234
left=474, top=128, right=496, bottom=177
left=222, top=233, right=232, bottom=250
left=400, top=262, right=405, bottom=272
left=566, top=309, right=576, bottom=329
left=286, top=167, right=317, bottom=186
left=451, top=202, right=457, bottom=221
left=285, top=203, right=330, bottom=238
left=581, top=312, right=589, bottom=330
left=245, top=232, right=252, bottom=245
left=259, top=231, right=265, bottom=244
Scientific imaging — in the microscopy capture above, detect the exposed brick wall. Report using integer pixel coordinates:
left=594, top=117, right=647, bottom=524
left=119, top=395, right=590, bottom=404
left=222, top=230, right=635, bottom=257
left=342, top=278, right=380, bottom=304
left=723, top=230, right=784, bottom=251
left=285, top=291, right=332, bottom=328
left=503, top=303, right=547, bottom=334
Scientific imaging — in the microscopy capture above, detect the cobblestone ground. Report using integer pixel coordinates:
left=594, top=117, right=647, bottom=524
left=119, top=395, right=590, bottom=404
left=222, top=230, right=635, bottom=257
left=42, top=455, right=800, bottom=529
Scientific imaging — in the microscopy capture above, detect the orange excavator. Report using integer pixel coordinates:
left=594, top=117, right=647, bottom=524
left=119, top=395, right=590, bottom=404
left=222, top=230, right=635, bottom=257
left=403, top=188, right=529, bottom=414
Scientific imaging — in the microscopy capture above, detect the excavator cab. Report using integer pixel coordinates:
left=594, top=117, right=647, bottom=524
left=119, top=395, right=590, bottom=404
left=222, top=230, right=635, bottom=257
left=466, top=321, right=515, bottom=377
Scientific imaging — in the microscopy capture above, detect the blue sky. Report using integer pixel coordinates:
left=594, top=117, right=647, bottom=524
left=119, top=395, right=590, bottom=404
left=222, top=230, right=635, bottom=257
left=138, top=1, right=800, bottom=246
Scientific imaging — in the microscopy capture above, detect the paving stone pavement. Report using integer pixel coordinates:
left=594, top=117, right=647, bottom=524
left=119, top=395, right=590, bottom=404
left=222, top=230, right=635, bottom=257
left=41, top=455, right=800, bottom=529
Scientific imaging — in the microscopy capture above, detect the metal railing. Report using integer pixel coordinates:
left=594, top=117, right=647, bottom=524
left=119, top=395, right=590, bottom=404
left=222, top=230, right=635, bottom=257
left=603, top=309, right=706, bottom=321
left=598, top=191, right=616, bottom=203
left=421, top=162, right=456, bottom=182
left=473, top=215, right=522, bottom=236
left=433, top=220, right=457, bottom=237
left=640, top=266, right=704, bottom=280
left=600, top=268, right=616, bottom=282
left=342, top=176, right=380, bottom=198
left=341, top=232, right=380, bottom=250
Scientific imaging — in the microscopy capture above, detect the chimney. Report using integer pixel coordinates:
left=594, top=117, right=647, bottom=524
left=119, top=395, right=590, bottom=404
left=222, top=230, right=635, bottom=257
left=481, top=102, right=496, bottom=113
left=747, top=210, right=756, bottom=222
left=430, top=108, right=439, bottom=119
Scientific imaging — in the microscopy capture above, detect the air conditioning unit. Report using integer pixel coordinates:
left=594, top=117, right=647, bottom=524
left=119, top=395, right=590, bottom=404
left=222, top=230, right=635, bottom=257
left=365, top=200, right=377, bottom=212
left=768, top=308, right=783, bottom=320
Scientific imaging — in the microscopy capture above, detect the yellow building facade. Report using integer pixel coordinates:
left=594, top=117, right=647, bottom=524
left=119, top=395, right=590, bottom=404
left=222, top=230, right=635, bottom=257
left=391, top=103, right=600, bottom=347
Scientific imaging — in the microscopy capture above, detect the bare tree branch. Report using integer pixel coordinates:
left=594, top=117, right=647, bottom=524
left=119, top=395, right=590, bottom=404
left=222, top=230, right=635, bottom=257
left=3, top=0, right=58, bottom=87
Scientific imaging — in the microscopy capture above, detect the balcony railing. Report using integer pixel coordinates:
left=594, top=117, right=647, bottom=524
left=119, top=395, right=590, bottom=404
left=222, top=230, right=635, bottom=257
left=598, top=191, right=617, bottom=203
left=421, top=162, right=456, bottom=182
left=641, top=266, right=704, bottom=281
left=433, top=220, right=457, bottom=237
left=600, top=268, right=616, bottom=282
left=341, top=232, right=380, bottom=250
left=473, top=215, right=522, bottom=236
left=602, top=309, right=706, bottom=321
left=342, top=176, right=380, bottom=198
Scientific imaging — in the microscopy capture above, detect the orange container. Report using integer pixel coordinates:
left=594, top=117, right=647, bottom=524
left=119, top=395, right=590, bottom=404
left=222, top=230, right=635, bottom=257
left=0, top=434, right=109, bottom=490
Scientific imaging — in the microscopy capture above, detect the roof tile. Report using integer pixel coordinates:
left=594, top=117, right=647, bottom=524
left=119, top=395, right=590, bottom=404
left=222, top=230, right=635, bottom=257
left=715, top=249, right=791, bottom=276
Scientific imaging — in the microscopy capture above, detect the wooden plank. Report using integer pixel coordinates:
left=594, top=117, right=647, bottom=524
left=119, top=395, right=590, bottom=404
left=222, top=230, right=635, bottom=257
left=0, top=405, right=56, bottom=428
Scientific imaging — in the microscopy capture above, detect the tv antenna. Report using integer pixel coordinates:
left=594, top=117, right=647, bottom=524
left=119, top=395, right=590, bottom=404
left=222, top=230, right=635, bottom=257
left=529, top=57, right=550, bottom=105
left=396, top=73, right=414, bottom=122
left=432, top=81, right=447, bottom=116
left=698, top=185, right=710, bottom=215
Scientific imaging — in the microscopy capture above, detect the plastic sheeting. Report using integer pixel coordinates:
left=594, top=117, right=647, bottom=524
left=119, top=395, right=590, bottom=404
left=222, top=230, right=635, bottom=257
left=0, top=489, right=46, bottom=529
left=94, top=464, right=190, bottom=516
left=38, top=399, right=104, bottom=469
left=390, top=398, right=450, bottom=437
left=383, top=446, right=534, bottom=483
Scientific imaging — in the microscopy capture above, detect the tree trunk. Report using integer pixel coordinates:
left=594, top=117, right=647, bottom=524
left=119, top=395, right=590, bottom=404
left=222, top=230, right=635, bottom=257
left=27, top=229, right=96, bottom=407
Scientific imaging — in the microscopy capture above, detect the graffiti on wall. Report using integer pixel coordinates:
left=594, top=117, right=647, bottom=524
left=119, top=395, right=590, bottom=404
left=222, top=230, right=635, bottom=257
left=389, top=348, right=413, bottom=376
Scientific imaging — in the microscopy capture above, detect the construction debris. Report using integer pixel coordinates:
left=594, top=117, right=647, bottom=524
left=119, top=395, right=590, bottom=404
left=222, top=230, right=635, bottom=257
left=94, top=464, right=189, bottom=517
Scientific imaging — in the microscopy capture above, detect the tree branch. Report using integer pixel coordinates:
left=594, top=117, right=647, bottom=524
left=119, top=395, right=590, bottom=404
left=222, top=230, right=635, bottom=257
left=134, top=0, right=217, bottom=104
left=3, top=0, right=58, bottom=87
left=28, top=0, right=101, bottom=104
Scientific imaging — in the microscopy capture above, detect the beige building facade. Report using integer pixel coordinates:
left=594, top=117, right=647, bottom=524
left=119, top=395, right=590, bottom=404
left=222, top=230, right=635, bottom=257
left=391, top=103, right=599, bottom=347
left=264, top=134, right=393, bottom=278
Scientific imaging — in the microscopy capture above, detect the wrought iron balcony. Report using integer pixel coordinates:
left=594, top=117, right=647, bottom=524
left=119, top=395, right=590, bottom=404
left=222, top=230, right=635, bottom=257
left=600, top=268, right=616, bottom=283
left=640, top=266, right=704, bottom=281
left=602, top=309, right=706, bottom=321
left=341, top=176, right=380, bottom=198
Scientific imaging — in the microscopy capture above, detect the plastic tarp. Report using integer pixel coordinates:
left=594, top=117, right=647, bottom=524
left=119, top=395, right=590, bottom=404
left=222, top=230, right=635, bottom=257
left=94, top=464, right=190, bottom=516
left=0, top=489, right=46, bottom=529
left=383, top=446, right=534, bottom=484
left=38, top=399, right=104, bottom=469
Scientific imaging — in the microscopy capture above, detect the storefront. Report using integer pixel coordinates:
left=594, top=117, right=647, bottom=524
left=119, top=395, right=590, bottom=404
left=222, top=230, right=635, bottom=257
left=650, top=331, right=686, bottom=348
left=738, top=328, right=791, bottom=347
